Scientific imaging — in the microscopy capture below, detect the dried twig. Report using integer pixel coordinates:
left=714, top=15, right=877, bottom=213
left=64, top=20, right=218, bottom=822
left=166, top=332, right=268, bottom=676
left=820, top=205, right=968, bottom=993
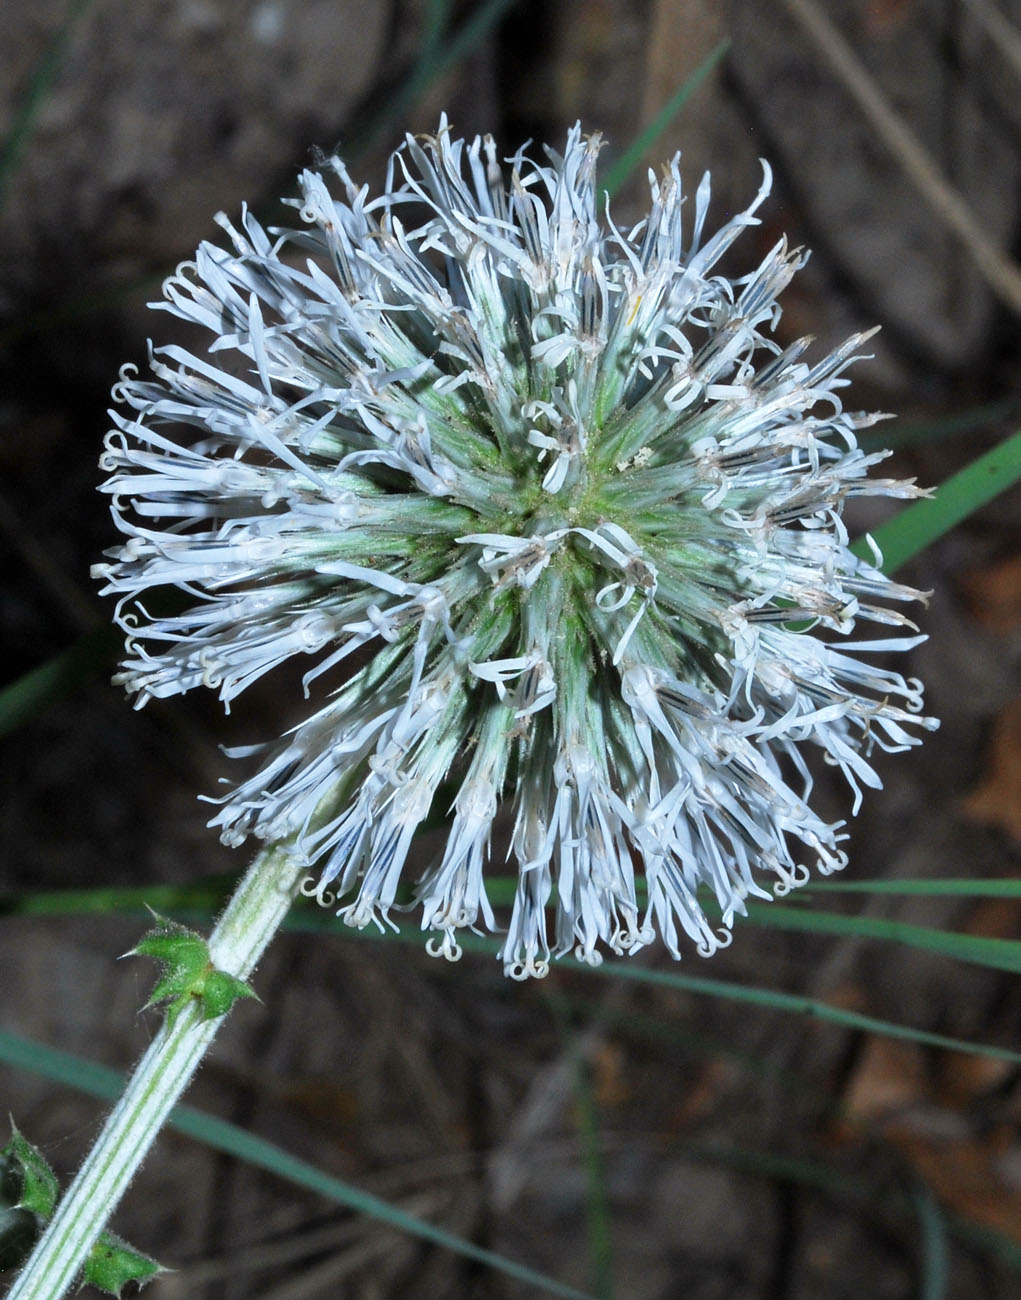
left=784, top=0, right=1021, bottom=316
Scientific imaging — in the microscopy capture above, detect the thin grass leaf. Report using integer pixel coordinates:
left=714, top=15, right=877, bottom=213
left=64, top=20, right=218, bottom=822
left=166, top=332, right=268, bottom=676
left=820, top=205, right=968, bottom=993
left=567, top=951, right=1021, bottom=1066
left=742, top=904, right=1021, bottom=976
left=3, top=886, right=1018, bottom=1063
left=314, top=923, right=1021, bottom=1067
left=562, top=994, right=830, bottom=1101
left=574, top=1053, right=614, bottom=1300
left=0, top=0, right=96, bottom=208
left=420, top=0, right=453, bottom=61
left=0, top=627, right=117, bottom=737
left=567, top=988, right=1019, bottom=1278
left=946, top=1213, right=1021, bottom=1274
left=5, top=876, right=1020, bottom=920
left=460, top=876, right=1021, bottom=975
left=550, top=1001, right=615, bottom=1300
left=0, top=0, right=512, bottom=348
left=7, top=877, right=1018, bottom=989
left=0, top=879, right=232, bottom=920
left=601, top=39, right=731, bottom=199
left=167, top=1112, right=593, bottom=1300
left=0, top=272, right=169, bottom=349
left=857, top=399, right=1020, bottom=452
left=682, top=1142, right=957, bottom=1296
left=679, top=1141, right=1016, bottom=1285
left=354, top=0, right=518, bottom=155
left=806, top=878, right=1021, bottom=898
left=913, top=1178, right=950, bottom=1300
left=3, top=886, right=309, bottom=925
left=0, top=1029, right=594, bottom=1300
left=854, top=427, right=1021, bottom=574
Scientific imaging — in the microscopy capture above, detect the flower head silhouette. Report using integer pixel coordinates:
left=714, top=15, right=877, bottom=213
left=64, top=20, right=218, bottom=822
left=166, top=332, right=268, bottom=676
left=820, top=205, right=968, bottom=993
left=95, top=119, right=936, bottom=977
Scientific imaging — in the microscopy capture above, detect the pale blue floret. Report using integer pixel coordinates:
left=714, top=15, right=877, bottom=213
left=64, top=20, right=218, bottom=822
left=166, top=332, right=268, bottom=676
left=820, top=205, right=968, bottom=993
left=95, top=118, right=937, bottom=978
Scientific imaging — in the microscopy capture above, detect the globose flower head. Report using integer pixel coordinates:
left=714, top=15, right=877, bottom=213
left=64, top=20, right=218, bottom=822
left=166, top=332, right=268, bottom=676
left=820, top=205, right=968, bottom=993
left=94, top=118, right=937, bottom=978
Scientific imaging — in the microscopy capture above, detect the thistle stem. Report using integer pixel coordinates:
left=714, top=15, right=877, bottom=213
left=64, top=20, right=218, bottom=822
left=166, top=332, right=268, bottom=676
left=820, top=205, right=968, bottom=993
left=7, top=844, right=304, bottom=1300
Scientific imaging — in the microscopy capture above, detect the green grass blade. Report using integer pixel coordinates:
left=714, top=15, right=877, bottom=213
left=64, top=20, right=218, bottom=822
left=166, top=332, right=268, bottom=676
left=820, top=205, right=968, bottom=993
left=857, top=399, right=1020, bottom=452
left=0, top=627, right=117, bottom=736
left=0, top=1030, right=126, bottom=1103
left=805, top=878, right=1021, bottom=898
left=0, top=0, right=513, bottom=349
left=665, top=1141, right=1013, bottom=1284
left=0, top=879, right=235, bottom=920
left=355, top=0, right=517, bottom=156
left=0, top=1028, right=594, bottom=1300
left=5, top=876, right=1020, bottom=921
left=170, top=1112, right=593, bottom=1299
left=456, top=876, right=1021, bottom=975
left=453, top=874, right=1021, bottom=907
left=6, top=877, right=1017, bottom=976
left=4, top=887, right=1017, bottom=1062
left=569, top=953, right=1021, bottom=1065
left=575, top=1055, right=614, bottom=1300
left=682, top=1143, right=957, bottom=1295
left=558, top=1016, right=614, bottom=1300
left=601, top=39, right=731, bottom=199
left=913, top=1179, right=950, bottom=1300
left=0, top=0, right=96, bottom=208
left=853, top=428, right=1021, bottom=573
left=420, top=0, right=452, bottom=60
left=295, top=923, right=1021, bottom=1067
left=946, top=1213, right=1021, bottom=1274
left=742, top=903, right=1021, bottom=976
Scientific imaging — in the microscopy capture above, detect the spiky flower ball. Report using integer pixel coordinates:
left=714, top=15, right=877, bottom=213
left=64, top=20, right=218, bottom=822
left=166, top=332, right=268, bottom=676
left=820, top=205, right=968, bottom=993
left=94, top=119, right=936, bottom=978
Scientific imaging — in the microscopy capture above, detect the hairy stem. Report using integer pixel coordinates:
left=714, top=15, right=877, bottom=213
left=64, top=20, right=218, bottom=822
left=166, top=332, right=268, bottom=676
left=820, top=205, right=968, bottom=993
left=7, top=844, right=303, bottom=1300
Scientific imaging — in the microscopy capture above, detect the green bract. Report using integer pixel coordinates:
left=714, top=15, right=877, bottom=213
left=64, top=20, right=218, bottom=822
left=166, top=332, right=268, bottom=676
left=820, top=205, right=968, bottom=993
left=131, top=914, right=258, bottom=1028
left=0, top=1128, right=162, bottom=1295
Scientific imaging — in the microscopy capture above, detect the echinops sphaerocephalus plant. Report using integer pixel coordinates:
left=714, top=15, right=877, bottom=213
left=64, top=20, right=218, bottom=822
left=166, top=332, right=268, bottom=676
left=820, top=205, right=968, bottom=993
left=94, top=117, right=937, bottom=979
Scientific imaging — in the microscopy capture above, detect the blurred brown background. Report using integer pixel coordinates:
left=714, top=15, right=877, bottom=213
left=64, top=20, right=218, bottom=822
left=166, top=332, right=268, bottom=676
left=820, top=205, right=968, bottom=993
left=1, top=2, right=1020, bottom=1297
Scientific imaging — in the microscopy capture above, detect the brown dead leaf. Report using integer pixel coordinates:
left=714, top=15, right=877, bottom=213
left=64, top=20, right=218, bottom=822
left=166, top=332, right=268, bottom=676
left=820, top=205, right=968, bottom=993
left=819, top=981, right=869, bottom=1014
left=890, top=1128, right=1021, bottom=1242
left=592, top=1041, right=631, bottom=1108
left=861, top=1, right=918, bottom=40
left=668, top=1058, right=736, bottom=1132
left=640, top=0, right=726, bottom=183
left=958, top=554, right=1021, bottom=634
left=840, top=1037, right=926, bottom=1128
left=937, top=1051, right=1016, bottom=1109
left=834, top=1033, right=1021, bottom=1242
left=960, top=895, right=1021, bottom=941
left=960, top=695, right=1021, bottom=843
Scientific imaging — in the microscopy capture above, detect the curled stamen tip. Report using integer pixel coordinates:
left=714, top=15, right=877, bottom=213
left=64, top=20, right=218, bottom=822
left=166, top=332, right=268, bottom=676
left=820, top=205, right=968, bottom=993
left=299, top=876, right=336, bottom=909
left=506, top=956, right=551, bottom=981
left=426, top=932, right=463, bottom=962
